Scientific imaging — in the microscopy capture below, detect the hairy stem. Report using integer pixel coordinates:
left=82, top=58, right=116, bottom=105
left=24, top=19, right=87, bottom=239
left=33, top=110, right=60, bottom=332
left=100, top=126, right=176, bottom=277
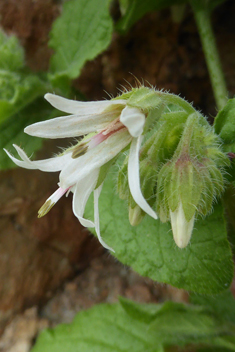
left=191, top=3, right=228, bottom=110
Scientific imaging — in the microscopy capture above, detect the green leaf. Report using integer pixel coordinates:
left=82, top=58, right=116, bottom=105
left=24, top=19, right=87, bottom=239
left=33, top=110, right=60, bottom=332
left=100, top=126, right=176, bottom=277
left=119, top=296, right=165, bottom=323
left=31, top=299, right=235, bottom=352
left=85, top=167, right=233, bottom=294
left=31, top=302, right=164, bottom=352
left=210, top=336, right=235, bottom=351
left=49, top=0, right=113, bottom=84
left=214, top=98, right=235, bottom=152
left=0, top=72, right=49, bottom=124
left=189, top=0, right=228, bottom=11
left=0, top=29, right=49, bottom=124
left=116, top=0, right=186, bottom=32
left=120, top=297, right=235, bottom=347
left=0, top=98, right=53, bottom=170
left=190, top=290, right=235, bottom=325
left=196, top=348, right=235, bottom=352
left=120, top=299, right=235, bottom=349
left=149, top=307, right=232, bottom=346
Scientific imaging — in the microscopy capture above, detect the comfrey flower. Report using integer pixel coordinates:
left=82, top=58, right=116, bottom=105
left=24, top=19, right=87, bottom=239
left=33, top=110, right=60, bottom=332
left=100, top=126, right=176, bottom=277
left=5, top=90, right=158, bottom=252
left=5, top=87, right=227, bottom=250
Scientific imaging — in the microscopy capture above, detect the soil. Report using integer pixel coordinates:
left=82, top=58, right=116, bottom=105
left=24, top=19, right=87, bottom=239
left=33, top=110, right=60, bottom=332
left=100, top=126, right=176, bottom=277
left=0, top=0, right=235, bottom=351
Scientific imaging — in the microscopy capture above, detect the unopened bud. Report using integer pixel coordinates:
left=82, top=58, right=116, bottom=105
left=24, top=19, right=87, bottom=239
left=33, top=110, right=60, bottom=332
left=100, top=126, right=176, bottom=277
left=129, top=205, right=145, bottom=226
left=170, top=202, right=195, bottom=248
left=156, top=113, right=228, bottom=248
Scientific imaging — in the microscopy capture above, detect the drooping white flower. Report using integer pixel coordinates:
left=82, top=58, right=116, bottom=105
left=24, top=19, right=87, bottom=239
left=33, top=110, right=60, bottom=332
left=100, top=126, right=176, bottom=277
left=5, top=93, right=157, bottom=252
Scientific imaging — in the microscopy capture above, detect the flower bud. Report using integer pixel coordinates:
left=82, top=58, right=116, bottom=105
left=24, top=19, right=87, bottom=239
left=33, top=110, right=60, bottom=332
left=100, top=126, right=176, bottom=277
left=116, top=89, right=228, bottom=249
left=170, top=203, right=195, bottom=248
left=156, top=113, right=228, bottom=247
left=129, top=205, right=145, bottom=226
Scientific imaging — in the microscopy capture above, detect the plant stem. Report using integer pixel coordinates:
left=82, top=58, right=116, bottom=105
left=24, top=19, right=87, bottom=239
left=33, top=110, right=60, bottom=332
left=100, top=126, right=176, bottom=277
left=191, top=4, right=228, bottom=110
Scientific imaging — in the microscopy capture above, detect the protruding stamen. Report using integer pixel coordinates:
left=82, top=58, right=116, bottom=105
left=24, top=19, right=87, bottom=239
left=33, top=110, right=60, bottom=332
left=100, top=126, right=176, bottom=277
left=38, top=200, right=55, bottom=218
left=38, top=187, right=70, bottom=217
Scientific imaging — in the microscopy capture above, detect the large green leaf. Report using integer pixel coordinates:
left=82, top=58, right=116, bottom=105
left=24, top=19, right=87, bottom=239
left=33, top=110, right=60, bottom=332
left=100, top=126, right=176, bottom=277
left=49, top=0, right=113, bottom=84
left=85, top=166, right=233, bottom=294
left=31, top=299, right=235, bottom=352
left=31, top=302, right=164, bottom=352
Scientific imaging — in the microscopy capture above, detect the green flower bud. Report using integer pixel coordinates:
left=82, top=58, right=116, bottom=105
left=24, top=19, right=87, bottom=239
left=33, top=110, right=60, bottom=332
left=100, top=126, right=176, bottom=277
left=170, top=203, right=195, bottom=248
left=129, top=205, right=145, bottom=226
left=156, top=113, right=228, bottom=247
left=116, top=88, right=228, bottom=248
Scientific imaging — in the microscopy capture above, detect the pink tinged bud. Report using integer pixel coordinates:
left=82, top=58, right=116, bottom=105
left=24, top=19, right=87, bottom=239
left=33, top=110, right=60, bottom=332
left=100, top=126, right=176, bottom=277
left=170, top=202, right=195, bottom=248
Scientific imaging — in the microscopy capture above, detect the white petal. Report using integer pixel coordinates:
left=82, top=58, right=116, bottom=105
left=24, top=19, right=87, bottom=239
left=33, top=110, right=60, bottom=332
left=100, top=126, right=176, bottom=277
left=128, top=137, right=158, bottom=219
left=45, top=93, right=126, bottom=114
left=25, top=111, right=120, bottom=139
left=4, top=145, right=71, bottom=172
left=94, top=183, right=115, bottom=252
left=120, top=106, right=145, bottom=137
left=170, top=202, right=195, bottom=248
left=60, top=129, right=132, bottom=189
left=72, top=169, right=100, bottom=228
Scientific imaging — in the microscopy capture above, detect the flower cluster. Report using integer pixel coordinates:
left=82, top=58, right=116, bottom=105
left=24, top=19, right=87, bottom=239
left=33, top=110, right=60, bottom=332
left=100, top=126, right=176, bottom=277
left=5, top=87, right=228, bottom=251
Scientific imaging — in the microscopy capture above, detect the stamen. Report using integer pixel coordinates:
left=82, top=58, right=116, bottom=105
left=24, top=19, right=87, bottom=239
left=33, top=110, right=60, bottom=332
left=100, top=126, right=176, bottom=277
left=72, top=143, right=88, bottom=158
left=102, top=117, right=122, bottom=135
left=38, top=200, right=55, bottom=218
left=38, top=186, right=70, bottom=217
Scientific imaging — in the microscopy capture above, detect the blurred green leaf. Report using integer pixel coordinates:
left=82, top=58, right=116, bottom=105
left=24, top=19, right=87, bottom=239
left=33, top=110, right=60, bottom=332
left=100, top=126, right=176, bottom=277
left=120, top=297, right=235, bottom=347
left=0, top=30, right=24, bottom=71
left=31, top=302, right=164, bottom=352
left=121, top=298, right=235, bottom=350
left=0, top=72, right=48, bottom=124
left=116, top=0, right=186, bottom=32
left=0, top=29, right=49, bottom=126
left=49, top=0, right=113, bottom=85
left=119, top=296, right=165, bottom=323
left=0, top=98, right=53, bottom=170
left=190, top=290, right=235, bottom=325
left=189, top=0, right=228, bottom=11
left=85, top=167, right=233, bottom=294
left=31, top=299, right=235, bottom=352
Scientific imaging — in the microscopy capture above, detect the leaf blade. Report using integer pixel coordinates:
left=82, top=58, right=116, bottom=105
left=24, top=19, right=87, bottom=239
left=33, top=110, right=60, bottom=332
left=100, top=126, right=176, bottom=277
left=85, top=166, right=233, bottom=294
left=49, top=0, right=113, bottom=83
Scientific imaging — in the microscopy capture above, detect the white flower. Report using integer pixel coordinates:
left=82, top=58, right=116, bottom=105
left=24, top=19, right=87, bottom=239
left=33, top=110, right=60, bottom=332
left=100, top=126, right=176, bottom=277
left=5, top=93, right=157, bottom=252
